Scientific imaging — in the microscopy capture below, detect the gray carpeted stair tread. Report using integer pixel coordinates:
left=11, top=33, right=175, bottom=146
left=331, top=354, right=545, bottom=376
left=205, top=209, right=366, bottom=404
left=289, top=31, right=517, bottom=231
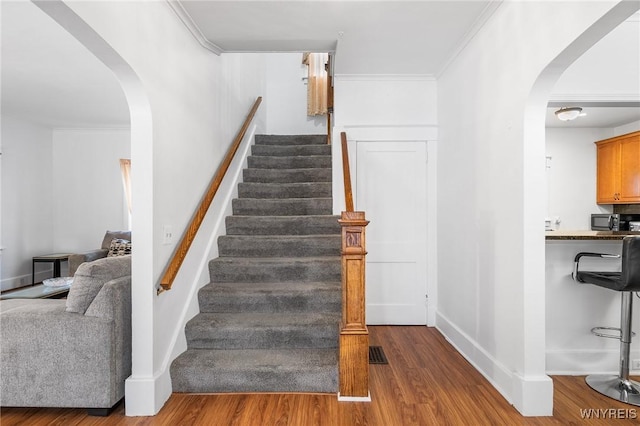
left=238, top=182, right=332, bottom=199
left=243, top=168, right=332, bottom=184
left=172, top=133, right=340, bottom=394
left=251, top=144, right=331, bottom=157
left=198, top=281, right=341, bottom=313
left=225, top=215, right=340, bottom=235
left=209, top=256, right=340, bottom=283
left=218, top=235, right=340, bottom=257
left=255, top=134, right=327, bottom=146
left=248, top=155, right=331, bottom=169
left=232, top=198, right=332, bottom=216
left=185, top=312, right=340, bottom=350
left=171, top=348, right=337, bottom=393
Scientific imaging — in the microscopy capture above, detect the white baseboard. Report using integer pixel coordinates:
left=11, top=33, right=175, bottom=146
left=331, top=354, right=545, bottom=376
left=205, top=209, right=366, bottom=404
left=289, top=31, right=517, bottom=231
left=436, top=311, right=554, bottom=416
left=435, top=312, right=513, bottom=403
left=1, top=270, right=54, bottom=292
left=511, top=374, right=553, bottom=416
left=124, top=369, right=172, bottom=416
left=546, top=349, right=640, bottom=375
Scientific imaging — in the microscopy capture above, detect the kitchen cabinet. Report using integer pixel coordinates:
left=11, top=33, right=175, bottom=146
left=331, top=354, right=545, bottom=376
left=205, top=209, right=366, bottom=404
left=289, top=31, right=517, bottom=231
left=596, top=131, right=640, bottom=204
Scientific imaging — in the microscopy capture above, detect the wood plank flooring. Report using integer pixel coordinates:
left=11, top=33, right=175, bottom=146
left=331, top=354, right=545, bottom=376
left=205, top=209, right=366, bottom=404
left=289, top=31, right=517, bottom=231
left=2, top=326, right=639, bottom=425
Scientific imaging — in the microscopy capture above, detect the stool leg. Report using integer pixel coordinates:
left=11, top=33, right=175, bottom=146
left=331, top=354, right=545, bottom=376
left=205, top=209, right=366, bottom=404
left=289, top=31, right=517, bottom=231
left=620, top=292, right=632, bottom=382
left=586, top=292, right=640, bottom=406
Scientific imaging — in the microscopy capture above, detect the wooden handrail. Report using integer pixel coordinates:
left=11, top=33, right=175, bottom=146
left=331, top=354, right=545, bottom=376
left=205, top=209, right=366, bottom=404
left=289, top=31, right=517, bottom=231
left=158, top=96, right=262, bottom=293
left=340, top=132, right=354, bottom=212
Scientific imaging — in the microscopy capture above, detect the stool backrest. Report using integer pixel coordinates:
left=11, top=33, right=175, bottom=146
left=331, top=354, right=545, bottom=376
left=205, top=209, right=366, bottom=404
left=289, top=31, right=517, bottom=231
left=622, top=236, right=640, bottom=291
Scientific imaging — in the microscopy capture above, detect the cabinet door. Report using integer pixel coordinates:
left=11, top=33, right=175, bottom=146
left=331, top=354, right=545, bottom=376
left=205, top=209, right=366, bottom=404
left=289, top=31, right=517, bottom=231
left=619, top=134, right=640, bottom=203
left=596, top=140, right=620, bottom=204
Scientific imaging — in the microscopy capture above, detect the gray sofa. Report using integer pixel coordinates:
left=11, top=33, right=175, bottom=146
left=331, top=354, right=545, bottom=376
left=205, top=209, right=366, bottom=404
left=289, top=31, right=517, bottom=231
left=0, top=255, right=132, bottom=414
left=69, top=230, right=131, bottom=276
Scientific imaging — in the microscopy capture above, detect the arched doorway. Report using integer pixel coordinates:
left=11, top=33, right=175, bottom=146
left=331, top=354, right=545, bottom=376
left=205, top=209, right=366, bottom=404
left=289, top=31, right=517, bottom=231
left=523, top=0, right=640, bottom=414
left=31, top=0, right=155, bottom=415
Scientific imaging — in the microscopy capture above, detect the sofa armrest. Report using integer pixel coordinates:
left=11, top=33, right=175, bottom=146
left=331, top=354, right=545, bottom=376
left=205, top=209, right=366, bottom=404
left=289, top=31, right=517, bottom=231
left=85, top=276, right=132, bottom=398
left=69, top=249, right=108, bottom=276
left=0, top=299, right=120, bottom=408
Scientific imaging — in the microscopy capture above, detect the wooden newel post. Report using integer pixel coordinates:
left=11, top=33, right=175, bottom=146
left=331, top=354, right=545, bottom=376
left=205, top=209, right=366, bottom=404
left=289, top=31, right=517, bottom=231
left=338, top=210, right=370, bottom=399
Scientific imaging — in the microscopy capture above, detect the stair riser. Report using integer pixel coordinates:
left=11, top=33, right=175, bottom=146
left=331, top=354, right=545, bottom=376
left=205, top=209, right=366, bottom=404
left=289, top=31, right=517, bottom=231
left=248, top=156, right=331, bottom=169
left=171, top=368, right=337, bottom=394
left=238, top=182, right=332, bottom=199
left=255, top=134, right=327, bottom=146
left=243, top=168, right=332, bottom=184
left=218, top=236, right=340, bottom=257
left=251, top=144, right=331, bottom=157
left=185, top=326, right=339, bottom=350
left=209, top=260, right=341, bottom=283
left=172, top=132, right=340, bottom=395
left=225, top=216, right=341, bottom=235
left=199, top=294, right=341, bottom=313
left=232, top=199, right=332, bottom=216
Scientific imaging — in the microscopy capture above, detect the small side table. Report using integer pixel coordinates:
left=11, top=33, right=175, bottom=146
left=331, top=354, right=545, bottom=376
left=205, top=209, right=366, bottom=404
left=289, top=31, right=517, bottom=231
left=32, top=253, right=72, bottom=284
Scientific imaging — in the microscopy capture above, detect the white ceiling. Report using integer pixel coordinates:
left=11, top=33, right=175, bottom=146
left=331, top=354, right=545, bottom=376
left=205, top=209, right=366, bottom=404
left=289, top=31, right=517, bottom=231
left=1, top=1, right=129, bottom=128
left=545, top=13, right=640, bottom=129
left=176, top=0, right=493, bottom=75
left=545, top=105, right=640, bottom=129
left=1, top=1, right=638, bottom=129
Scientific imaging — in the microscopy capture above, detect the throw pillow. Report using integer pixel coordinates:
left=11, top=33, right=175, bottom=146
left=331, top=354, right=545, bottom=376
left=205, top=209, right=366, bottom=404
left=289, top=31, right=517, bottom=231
left=65, top=255, right=131, bottom=314
left=101, top=230, right=132, bottom=250
left=107, top=238, right=132, bottom=257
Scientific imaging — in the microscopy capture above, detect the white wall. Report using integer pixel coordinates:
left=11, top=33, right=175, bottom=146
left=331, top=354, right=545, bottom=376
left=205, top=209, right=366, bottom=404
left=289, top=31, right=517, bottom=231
left=0, top=121, right=130, bottom=290
left=614, top=120, right=640, bottom=136
left=265, top=53, right=326, bottom=135
left=331, top=74, right=438, bottom=214
left=0, top=116, right=54, bottom=290
left=436, top=0, right=635, bottom=416
left=546, top=127, right=614, bottom=230
left=550, top=15, right=640, bottom=102
left=40, top=1, right=267, bottom=415
left=51, top=129, right=130, bottom=252
left=331, top=74, right=439, bottom=325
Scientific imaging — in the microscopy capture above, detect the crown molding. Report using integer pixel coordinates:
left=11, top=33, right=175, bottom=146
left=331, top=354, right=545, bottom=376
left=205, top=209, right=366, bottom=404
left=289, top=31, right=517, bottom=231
left=548, top=94, right=640, bottom=104
left=167, top=0, right=223, bottom=55
left=436, top=0, right=503, bottom=79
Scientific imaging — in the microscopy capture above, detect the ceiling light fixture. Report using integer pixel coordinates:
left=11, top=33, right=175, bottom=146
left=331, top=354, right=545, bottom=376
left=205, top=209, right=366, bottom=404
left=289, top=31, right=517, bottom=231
left=555, top=106, right=586, bottom=121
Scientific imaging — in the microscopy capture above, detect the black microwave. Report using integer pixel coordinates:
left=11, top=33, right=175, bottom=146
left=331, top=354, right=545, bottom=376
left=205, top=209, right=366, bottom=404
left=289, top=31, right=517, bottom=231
left=591, top=213, right=640, bottom=231
left=591, top=214, right=620, bottom=231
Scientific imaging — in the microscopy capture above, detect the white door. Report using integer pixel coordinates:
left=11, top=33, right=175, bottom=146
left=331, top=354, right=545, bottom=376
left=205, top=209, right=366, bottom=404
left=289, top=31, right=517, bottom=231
left=355, top=141, right=428, bottom=325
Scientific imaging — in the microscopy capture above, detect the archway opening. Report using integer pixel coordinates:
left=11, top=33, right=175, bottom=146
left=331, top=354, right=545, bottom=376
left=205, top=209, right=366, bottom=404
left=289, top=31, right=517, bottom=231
left=524, top=0, right=640, bottom=414
left=28, top=0, right=155, bottom=415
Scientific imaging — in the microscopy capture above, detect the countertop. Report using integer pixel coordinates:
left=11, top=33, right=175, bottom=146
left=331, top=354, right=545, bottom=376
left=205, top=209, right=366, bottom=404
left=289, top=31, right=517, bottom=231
left=545, top=230, right=640, bottom=240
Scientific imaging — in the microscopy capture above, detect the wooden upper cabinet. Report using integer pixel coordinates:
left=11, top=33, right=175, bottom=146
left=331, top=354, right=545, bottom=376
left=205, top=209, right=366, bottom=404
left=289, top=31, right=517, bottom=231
left=596, top=140, right=620, bottom=204
left=596, top=131, right=640, bottom=204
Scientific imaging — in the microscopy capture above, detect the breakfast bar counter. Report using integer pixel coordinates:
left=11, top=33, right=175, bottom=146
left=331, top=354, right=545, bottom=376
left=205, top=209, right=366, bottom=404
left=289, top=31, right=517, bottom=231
left=544, top=233, right=640, bottom=376
left=545, top=230, right=640, bottom=240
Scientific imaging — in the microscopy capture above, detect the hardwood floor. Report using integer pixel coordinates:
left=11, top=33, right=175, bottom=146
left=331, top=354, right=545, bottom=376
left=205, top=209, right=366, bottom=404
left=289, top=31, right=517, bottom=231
left=2, top=326, right=639, bottom=425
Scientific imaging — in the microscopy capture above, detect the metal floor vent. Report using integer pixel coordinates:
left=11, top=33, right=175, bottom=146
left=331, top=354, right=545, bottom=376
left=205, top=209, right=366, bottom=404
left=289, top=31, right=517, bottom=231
left=369, top=346, right=389, bottom=364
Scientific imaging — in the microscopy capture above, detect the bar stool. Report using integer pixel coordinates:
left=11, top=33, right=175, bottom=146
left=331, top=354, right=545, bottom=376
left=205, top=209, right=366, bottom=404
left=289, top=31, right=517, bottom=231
left=572, top=236, right=640, bottom=406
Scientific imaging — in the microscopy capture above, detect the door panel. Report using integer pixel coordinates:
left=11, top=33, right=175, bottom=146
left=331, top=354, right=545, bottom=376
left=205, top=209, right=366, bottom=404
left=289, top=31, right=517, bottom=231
left=355, top=141, right=427, bottom=325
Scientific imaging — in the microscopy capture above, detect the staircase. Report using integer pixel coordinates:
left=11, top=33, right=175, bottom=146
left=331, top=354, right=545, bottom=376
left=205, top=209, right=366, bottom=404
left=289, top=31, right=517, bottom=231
left=171, top=134, right=342, bottom=393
